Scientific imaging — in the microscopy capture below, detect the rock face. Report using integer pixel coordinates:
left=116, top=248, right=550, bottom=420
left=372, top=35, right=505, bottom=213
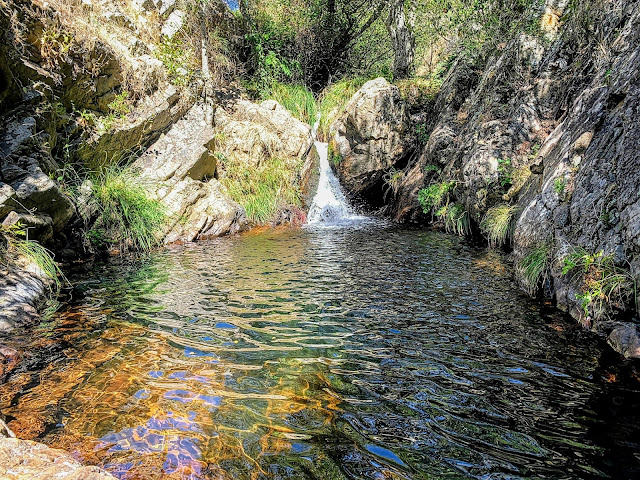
left=133, top=104, right=247, bottom=243
left=330, top=78, right=414, bottom=203
left=0, top=437, right=117, bottom=480
left=335, top=1, right=640, bottom=357
left=0, top=115, right=75, bottom=241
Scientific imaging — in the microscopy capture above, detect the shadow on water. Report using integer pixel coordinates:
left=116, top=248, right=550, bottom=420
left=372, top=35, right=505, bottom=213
left=0, top=226, right=639, bottom=479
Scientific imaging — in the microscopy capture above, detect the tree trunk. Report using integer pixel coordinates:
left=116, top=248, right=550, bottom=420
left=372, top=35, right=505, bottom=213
left=386, top=0, right=415, bottom=80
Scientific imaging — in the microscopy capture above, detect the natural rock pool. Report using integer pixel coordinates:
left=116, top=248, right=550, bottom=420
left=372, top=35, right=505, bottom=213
left=1, top=226, right=639, bottom=479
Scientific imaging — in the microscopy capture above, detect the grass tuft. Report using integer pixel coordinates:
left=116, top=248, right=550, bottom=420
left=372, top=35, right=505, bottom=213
left=516, top=242, right=552, bottom=297
left=89, top=167, right=167, bottom=252
left=220, top=156, right=302, bottom=224
left=317, top=77, right=368, bottom=140
left=561, top=248, right=636, bottom=319
left=263, top=82, right=317, bottom=124
left=481, top=204, right=519, bottom=248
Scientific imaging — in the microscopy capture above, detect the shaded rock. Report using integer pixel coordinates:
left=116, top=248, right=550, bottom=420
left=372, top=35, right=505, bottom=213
left=133, top=104, right=247, bottom=243
left=329, top=78, right=414, bottom=203
left=0, top=116, right=75, bottom=235
left=0, top=264, right=50, bottom=332
left=2, top=211, right=54, bottom=243
left=0, top=437, right=117, bottom=479
left=608, top=324, right=640, bottom=359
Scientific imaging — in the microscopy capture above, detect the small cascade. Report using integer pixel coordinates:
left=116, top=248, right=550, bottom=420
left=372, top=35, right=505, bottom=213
left=306, top=119, right=367, bottom=226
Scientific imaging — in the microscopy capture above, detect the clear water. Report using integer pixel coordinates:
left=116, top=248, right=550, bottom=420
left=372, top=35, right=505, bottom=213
left=0, top=226, right=639, bottom=480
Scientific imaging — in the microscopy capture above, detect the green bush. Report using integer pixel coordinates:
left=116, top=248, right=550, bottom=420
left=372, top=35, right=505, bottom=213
left=481, top=204, right=519, bottom=248
left=561, top=248, right=636, bottom=318
left=221, top=156, right=301, bottom=224
left=89, top=167, right=167, bottom=251
left=418, top=181, right=456, bottom=213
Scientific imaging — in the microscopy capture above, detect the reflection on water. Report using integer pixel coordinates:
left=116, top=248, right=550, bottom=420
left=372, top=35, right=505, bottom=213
left=0, top=227, right=639, bottom=479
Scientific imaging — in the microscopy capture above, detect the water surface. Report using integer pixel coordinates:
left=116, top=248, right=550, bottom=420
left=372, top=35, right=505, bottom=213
left=1, top=226, right=639, bottom=479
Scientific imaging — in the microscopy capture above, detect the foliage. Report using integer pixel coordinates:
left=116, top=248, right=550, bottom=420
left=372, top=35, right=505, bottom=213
left=89, top=167, right=167, bottom=251
left=0, top=223, right=64, bottom=291
left=261, top=82, right=317, bottom=124
left=396, top=76, right=442, bottom=111
left=480, top=204, right=519, bottom=248
left=553, top=177, right=565, bottom=196
left=437, top=203, right=469, bottom=236
left=561, top=248, right=636, bottom=319
left=220, top=156, right=302, bottom=224
left=424, top=164, right=439, bottom=174
left=414, top=123, right=430, bottom=144
left=418, top=181, right=468, bottom=235
left=418, top=181, right=456, bottom=213
left=157, top=36, right=195, bottom=86
left=383, top=166, right=405, bottom=201
left=497, top=158, right=513, bottom=189
left=516, top=241, right=552, bottom=297
left=317, top=77, right=368, bottom=139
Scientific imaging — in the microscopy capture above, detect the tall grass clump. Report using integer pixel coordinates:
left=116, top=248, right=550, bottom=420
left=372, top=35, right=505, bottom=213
left=481, top=204, right=519, bottom=248
left=317, top=77, right=368, bottom=139
left=220, top=156, right=301, bottom=224
left=561, top=247, right=636, bottom=319
left=0, top=224, right=64, bottom=291
left=263, top=82, right=317, bottom=124
left=516, top=242, right=552, bottom=297
left=89, top=167, right=167, bottom=251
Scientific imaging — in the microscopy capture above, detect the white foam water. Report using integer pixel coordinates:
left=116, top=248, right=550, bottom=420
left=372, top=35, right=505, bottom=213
left=305, top=141, right=369, bottom=226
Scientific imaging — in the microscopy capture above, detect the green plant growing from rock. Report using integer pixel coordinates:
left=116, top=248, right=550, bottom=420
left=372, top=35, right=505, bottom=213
left=561, top=248, right=636, bottom=319
left=497, top=158, right=513, bottom=189
left=553, top=177, right=566, bottom=196
left=418, top=181, right=456, bottom=213
left=480, top=204, right=519, bottom=248
left=415, top=123, right=430, bottom=144
left=383, top=166, right=405, bottom=201
left=89, top=167, right=167, bottom=252
left=157, top=36, right=195, bottom=86
left=220, top=156, right=302, bottom=224
left=516, top=242, right=552, bottom=296
left=0, top=223, right=64, bottom=292
left=418, top=181, right=468, bottom=235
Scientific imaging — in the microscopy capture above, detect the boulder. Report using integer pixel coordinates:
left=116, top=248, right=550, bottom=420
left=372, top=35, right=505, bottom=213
left=329, top=78, right=414, bottom=202
left=608, top=324, right=640, bottom=359
left=0, top=437, right=117, bottom=480
left=132, top=104, right=247, bottom=243
left=214, top=98, right=313, bottom=168
left=0, top=264, right=50, bottom=332
left=161, top=10, right=186, bottom=38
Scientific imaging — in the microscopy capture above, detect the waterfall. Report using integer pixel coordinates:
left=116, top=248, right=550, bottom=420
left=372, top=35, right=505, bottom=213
left=306, top=140, right=371, bottom=226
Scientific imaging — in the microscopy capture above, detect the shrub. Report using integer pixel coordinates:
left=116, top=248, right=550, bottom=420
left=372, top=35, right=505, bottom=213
left=156, top=36, right=195, bottom=86
left=561, top=248, right=636, bottom=319
left=516, top=242, right=552, bottom=297
left=220, top=156, right=302, bottom=224
left=89, top=167, right=167, bottom=251
left=395, top=77, right=442, bottom=111
left=480, top=204, right=519, bottom=248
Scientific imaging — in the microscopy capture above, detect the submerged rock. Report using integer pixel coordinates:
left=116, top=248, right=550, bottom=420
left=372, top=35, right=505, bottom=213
left=0, top=437, right=117, bottom=479
left=330, top=78, right=414, bottom=202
